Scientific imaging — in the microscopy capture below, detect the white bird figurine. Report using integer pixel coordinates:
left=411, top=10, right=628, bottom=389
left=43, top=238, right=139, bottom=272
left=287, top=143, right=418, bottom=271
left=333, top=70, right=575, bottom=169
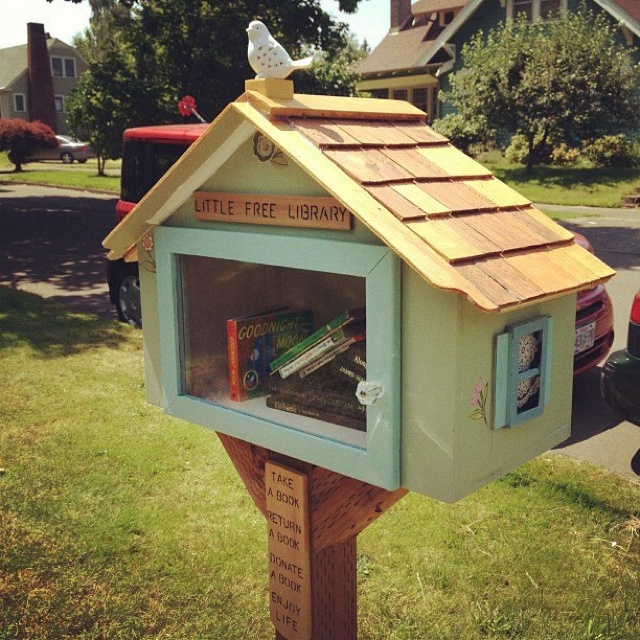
left=246, top=21, right=314, bottom=79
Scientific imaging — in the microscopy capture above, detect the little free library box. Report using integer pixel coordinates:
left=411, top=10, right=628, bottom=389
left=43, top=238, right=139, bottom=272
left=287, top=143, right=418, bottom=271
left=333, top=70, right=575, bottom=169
left=104, top=79, right=614, bottom=502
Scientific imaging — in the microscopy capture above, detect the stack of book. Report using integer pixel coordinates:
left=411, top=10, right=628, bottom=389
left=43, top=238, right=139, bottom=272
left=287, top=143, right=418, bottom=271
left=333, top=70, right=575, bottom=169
left=266, top=309, right=367, bottom=430
left=227, top=307, right=314, bottom=401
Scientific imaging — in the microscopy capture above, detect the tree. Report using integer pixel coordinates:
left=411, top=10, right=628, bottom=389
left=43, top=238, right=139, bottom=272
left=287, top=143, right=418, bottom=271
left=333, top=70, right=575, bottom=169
left=66, top=0, right=363, bottom=161
left=66, top=56, right=139, bottom=175
left=298, top=34, right=369, bottom=97
left=0, top=119, right=57, bottom=172
left=436, top=6, right=640, bottom=172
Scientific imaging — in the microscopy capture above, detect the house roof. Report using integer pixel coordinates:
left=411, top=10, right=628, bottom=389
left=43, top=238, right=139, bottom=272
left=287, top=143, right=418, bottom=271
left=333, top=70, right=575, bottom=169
left=0, top=37, right=79, bottom=90
left=103, top=81, right=613, bottom=313
left=0, top=44, right=28, bottom=89
left=595, top=0, right=640, bottom=35
left=358, top=0, right=638, bottom=78
left=356, top=24, right=446, bottom=76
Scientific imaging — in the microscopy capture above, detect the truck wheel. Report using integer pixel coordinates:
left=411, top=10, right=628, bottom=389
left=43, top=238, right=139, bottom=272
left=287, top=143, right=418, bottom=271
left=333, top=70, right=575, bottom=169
left=115, top=264, right=142, bottom=328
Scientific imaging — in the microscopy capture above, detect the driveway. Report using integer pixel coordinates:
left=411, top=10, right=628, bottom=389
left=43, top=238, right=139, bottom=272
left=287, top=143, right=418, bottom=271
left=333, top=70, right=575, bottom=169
left=1, top=183, right=639, bottom=481
left=546, top=205, right=640, bottom=482
left=0, top=182, right=118, bottom=319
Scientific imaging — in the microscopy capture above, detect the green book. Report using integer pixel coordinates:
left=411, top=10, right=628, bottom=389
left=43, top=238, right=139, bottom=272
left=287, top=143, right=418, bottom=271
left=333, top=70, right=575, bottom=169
left=269, top=307, right=365, bottom=374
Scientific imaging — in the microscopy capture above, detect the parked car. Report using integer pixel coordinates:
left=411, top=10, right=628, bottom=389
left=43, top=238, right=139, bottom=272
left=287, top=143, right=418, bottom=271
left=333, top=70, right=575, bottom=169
left=573, top=233, right=615, bottom=377
left=25, top=135, right=94, bottom=164
left=600, top=289, right=640, bottom=426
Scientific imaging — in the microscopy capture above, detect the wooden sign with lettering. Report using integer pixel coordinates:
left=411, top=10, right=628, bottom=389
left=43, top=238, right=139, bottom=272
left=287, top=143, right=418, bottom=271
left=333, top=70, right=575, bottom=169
left=266, top=461, right=312, bottom=639
left=193, top=191, right=352, bottom=231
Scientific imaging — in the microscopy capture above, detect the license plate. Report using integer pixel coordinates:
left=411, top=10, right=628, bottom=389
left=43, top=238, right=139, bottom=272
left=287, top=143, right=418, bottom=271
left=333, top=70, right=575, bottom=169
left=575, top=321, right=596, bottom=354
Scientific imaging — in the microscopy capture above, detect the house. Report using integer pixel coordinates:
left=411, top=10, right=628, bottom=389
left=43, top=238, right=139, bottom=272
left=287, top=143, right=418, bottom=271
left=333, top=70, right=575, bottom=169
left=356, top=0, right=640, bottom=123
left=0, top=22, right=87, bottom=134
left=103, top=79, right=613, bottom=501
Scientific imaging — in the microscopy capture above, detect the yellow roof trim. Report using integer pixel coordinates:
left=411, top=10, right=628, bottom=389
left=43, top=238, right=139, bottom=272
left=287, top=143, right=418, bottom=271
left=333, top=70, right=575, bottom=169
left=243, top=90, right=427, bottom=121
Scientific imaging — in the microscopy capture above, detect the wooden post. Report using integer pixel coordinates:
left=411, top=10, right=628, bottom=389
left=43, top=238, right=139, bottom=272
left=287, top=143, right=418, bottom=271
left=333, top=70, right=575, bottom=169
left=218, top=433, right=407, bottom=640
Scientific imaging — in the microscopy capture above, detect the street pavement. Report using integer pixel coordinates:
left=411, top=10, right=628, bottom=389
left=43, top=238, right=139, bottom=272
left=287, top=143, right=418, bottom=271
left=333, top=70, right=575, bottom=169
left=541, top=204, right=640, bottom=482
left=0, top=183, right=639, bottom=483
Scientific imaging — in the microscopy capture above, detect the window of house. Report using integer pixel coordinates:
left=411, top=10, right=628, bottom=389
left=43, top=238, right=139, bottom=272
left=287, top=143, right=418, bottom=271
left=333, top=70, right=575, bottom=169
left=508, top=0, right=565, bottom=22
left=54, top=96, right=64, bottom=113
left=64, top=58, right=76, bottom=78
left=14, top=93, right=26, bottom=112
left=51, top=56, right=76, bottom=78
left=390, top=87, right=438, bottom=123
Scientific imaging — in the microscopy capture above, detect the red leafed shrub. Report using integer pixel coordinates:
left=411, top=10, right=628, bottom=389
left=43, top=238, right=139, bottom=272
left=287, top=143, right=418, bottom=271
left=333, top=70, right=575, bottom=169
left=0, top=118, right=57, bottom=171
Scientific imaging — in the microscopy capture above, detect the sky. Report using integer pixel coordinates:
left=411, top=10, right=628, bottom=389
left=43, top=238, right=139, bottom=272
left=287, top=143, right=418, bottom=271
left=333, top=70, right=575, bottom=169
left=0, top=0, right=389, bottom=50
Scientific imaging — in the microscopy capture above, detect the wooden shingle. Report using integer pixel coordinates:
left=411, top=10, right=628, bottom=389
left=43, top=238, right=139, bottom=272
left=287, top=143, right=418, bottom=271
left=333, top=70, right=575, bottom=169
left=104, top=85, right=614, bottom=313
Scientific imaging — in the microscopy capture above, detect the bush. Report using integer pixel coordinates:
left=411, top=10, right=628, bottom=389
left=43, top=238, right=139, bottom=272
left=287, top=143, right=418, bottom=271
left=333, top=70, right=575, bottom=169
left=504, top=134, right=554, bottom=166
left=0, top=118, right=57, bottom=171
left=550, top=143, right=581, bottom=167
left=431, top=113, right=493, bottom=155
left=583, top=135, right=637, bottom=167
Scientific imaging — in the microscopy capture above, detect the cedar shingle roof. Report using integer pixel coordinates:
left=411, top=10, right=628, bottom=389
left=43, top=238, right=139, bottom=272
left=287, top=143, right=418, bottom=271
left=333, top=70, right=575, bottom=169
left=104, top=85, right=614, bottom=313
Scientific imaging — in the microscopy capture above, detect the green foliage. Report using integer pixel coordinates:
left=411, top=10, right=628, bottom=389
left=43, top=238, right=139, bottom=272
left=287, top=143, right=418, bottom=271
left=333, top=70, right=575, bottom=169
left=505, top=133, right=554, bottom=165
left=297, top=35, right=369, bottom=97
left=440, top=4, right=640, bottom=173
left=431, top=113, right=494, bottom=155
left=550, top=143, right=581, bottom=167
left=68, top=0, right=361, bottom=163
left=0, top=119, right=57, bottom=172
left=583, top=135, right=638, bottom=168
left=66, top=55, right=141, bottom=176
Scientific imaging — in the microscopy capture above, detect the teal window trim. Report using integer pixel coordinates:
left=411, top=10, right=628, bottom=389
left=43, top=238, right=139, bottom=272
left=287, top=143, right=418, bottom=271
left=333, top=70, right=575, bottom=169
left=154, top=226, right=401, bottom=490
left=494, top=316, right=553, bottom=429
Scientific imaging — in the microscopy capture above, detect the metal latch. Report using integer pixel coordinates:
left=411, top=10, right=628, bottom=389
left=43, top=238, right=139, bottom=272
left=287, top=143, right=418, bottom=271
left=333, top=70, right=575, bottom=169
left=356, top=381, right=385, bottom=406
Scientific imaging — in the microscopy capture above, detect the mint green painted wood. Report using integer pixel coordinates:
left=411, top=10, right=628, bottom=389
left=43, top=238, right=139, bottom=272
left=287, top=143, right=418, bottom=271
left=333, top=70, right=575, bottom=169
left=154, top=225, right=401, bottom=490
left=400, top=266, right=575, bottom=502
left=494, top=331, right=509, bottom=429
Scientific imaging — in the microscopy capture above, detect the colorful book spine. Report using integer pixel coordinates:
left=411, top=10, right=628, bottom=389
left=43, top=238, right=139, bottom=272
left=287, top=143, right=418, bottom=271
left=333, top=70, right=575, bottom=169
left=278, top=321, right=365, bottom=379
left=297, top=330, right=365, bottom=379
left=269, top=307, right=365, bottom=373
left=227, top=308, right=314, bottom=401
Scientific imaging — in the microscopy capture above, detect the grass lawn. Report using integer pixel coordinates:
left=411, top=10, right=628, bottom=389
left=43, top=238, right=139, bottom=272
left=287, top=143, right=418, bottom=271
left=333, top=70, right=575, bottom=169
left=1, top=286, right=639, bottom=639
left=0, top=155, right=120, bottom=193
left=1, top=151, right=638, bottom=209
left=480, top=152, right=639, bottom=208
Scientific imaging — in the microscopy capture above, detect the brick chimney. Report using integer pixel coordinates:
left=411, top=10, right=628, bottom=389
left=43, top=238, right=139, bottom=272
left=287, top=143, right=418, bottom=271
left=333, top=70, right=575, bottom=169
left=391, top=0, right=412, bottom=31
left=27, top=22, right=57, bottom=132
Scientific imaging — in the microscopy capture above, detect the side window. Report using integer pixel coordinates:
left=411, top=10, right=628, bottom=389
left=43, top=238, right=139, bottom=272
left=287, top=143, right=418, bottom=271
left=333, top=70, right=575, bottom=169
left=51, top=57, right=63, bottom=77
left=51, top=56, right=76, bottom=78
left=64, top=58, right=76, bottom=78
left=54, top=96, right=64, bottom=113
left=494, top=316, right=553, bottom=428
left=120, top=141, right=189, bottom=204
left=14, top=94, right=26, bottom=112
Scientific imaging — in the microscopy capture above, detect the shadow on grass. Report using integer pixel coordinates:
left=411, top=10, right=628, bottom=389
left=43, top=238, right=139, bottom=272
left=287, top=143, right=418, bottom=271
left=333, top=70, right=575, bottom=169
left=0, top=191, right=118, bottom=319
left=0, top=286, right=134, bottom=357
left=491, top=164, right=638, bottom=190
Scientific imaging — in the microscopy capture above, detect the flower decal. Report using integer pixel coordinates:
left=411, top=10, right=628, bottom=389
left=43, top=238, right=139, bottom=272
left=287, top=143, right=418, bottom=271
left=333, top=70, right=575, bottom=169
left=140, top=234, right=156, bottom=273
left=252, top=132, right=287, bottom=166
left=142, top=234, right=154, bottom=253
left=470, top=378, right=489, bottom=428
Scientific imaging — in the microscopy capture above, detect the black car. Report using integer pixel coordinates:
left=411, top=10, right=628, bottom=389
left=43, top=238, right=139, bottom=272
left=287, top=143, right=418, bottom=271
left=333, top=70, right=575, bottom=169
left=601, top=290, right=640, bottom=426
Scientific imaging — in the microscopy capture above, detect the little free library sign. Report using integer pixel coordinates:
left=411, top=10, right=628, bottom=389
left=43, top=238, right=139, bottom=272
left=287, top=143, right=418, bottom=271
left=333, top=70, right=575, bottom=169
left=193, top=191, right=352, bottom=231
left=266, top=461, right=312, bottom=639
